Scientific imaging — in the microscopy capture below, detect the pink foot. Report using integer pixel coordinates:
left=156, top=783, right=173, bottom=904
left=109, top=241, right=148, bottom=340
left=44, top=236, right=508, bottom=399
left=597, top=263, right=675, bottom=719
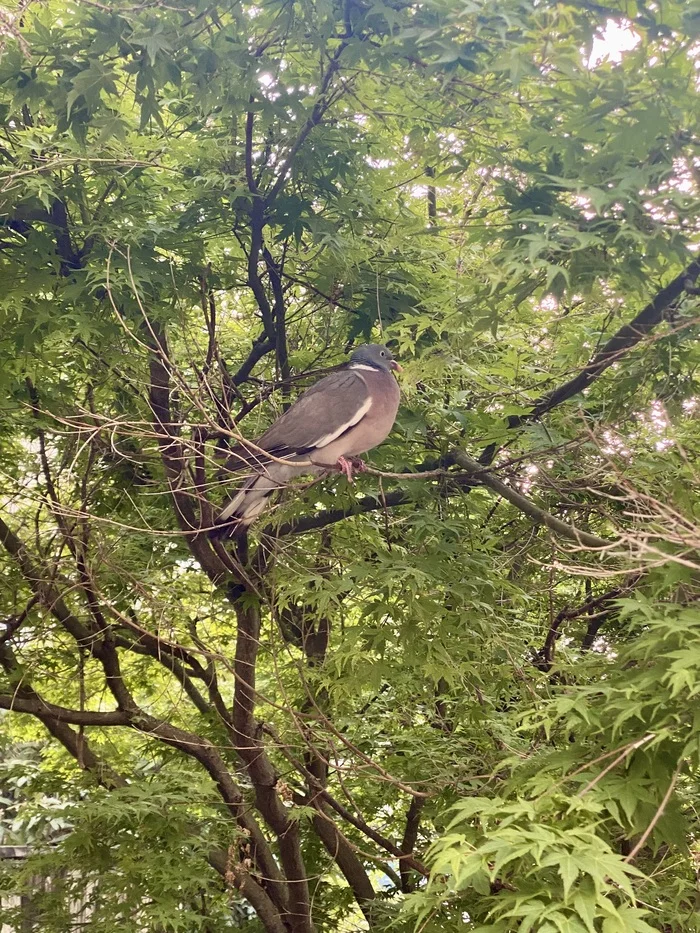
left=336, top=456, right=355, bottom=483
left=335, top=456, right=367, bottom=483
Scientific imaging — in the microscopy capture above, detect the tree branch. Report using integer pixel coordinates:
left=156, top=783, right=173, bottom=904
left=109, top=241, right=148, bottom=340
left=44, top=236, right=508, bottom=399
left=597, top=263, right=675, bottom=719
left=310, top=809, right=377, bottom=923
left=534, top=583, right=632, bottom=671
left=231, top=333, right=276, bottom=386
left=145, top=322, right=229, bottom=581
left=0, top=641, right=126, bottom=788
left=271, top=730, right=429, bottom=878
left=400, top=796, right=425, bottom=892
left=0, top=694, right=130, bottom=725
left=265, top=41, right=349, bottom=206
left=270, top=451, right=612, bottom=551
left=0, top=649, right=281, bottom=923
left=479, top=258, right=700, bottom=464
left=450, top=451, right=613, bottom=549
left=232, top=599, right=312, bottom=933
left=271, top=490, right=411, bottom=537
left=0, top=514, right=287, bottom=916
left=0, top=514, right=100, bottom=651
left=530, top=258, right=700, bottom=418
left=247, top=198, right=276, bottom=341
left=0, top=596, right=38, bottom=647
left=0, top=693, right=284, bottom=927
left=263, top=246, right=290, bottom=405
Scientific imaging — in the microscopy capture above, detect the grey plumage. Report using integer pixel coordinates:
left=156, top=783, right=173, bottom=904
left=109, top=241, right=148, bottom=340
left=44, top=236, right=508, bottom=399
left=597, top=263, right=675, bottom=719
left=211, top=344, right=401, bottom=538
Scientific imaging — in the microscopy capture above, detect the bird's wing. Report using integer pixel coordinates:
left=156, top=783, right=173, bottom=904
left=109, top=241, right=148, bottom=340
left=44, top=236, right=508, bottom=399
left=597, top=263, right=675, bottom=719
left=227, top=369, right=371, bottom=466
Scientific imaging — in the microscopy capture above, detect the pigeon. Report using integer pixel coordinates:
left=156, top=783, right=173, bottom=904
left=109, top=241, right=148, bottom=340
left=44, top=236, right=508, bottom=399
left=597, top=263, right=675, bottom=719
left=211, top=343, right=401, bottom=538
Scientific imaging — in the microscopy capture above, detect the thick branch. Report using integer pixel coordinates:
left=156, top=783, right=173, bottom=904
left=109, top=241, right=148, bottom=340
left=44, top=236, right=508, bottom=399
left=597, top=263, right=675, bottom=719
left=231, top=333, right=276, bottom=386
left=310, top=810, right=376, bottom=924
left=400, top=797, right=425, bottom=892
left=0, top=514, right=100, bottom=650
left=8, top=199, right=85, bottom=275
left=292, top=561, right=377, bottom=922
left=0, top=694, right=129, bottom=725
left=265, top=43, right=348, bottom=206
left=263, top=246, right=290, bottom=404
left=529, top=259, right=700, bottom=423
left=36, top=713, right=126, bottom=789
left=230, top=874, right=288, bottom=933
left=244, top=105, right=258, bottom=194
left=271, top=490, right=411, bottom=537
left=146, top=323, right=229, bottom=581
left=0, top=597, right=38, bottom=646
left=580, top=610, right=614, bottom=651
left=451, top=451, right=612, bottom=549
left=479, top=258, right=700, bottom=465
left=232, top=600, right=312, bottom=933
left=49, top=198, right=82, bottom=274
left=0, top=642, right=126, bottom=788
left=247, top=197, right=276, bottom=340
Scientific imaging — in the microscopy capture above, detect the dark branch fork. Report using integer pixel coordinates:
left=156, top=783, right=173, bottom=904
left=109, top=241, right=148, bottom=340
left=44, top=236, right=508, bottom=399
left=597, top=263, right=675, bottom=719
left=534, top=576, right=641, bottom=672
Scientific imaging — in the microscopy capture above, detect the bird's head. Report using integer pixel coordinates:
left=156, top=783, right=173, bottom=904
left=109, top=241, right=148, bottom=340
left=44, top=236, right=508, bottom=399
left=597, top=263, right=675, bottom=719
left=349, top=343, right=402, bottom=373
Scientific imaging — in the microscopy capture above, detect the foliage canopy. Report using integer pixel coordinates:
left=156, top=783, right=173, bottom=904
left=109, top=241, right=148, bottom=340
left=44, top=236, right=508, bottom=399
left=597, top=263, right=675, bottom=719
left=0, top=0, right=699, bottom=930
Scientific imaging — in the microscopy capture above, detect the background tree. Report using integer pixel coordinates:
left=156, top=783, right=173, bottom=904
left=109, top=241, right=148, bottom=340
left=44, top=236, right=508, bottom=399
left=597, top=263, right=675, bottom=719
left=0, top=0, right=698, bottom=930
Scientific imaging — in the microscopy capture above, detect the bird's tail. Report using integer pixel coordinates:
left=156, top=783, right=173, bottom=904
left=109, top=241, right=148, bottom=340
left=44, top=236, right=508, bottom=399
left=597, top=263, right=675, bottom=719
left=209, top=462, right=292, bottom=539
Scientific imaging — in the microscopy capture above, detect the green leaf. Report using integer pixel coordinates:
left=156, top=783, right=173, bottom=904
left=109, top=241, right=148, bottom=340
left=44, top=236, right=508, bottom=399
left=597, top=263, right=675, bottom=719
left=558, top=853, right=579, bottom=901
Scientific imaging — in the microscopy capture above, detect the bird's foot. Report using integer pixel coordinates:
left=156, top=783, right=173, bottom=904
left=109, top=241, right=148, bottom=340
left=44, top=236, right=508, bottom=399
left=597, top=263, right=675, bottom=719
left=336, top=456, right=354, bottom=483
left=349, top=456, right=367, bottom=473
left=335, top=456, right=367, bottom=483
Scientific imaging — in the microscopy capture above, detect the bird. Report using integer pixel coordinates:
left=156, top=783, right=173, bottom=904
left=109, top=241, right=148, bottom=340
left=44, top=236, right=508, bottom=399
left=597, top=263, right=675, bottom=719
left=210, top=343, right=402, bottom=539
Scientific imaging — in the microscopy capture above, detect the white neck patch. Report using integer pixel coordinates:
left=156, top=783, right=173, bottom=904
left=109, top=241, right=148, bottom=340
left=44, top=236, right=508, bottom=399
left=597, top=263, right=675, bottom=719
left=349, top=363, right=378, bottom=372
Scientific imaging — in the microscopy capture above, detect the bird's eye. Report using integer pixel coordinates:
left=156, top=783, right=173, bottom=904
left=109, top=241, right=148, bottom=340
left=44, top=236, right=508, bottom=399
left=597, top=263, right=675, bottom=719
left=380, top=351, right=386, bottom=357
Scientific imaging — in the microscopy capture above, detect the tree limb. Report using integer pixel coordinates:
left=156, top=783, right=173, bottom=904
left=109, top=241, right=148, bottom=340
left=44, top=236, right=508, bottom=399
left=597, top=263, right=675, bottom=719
left=0, top=596, right=38, bottom=647
left=265, top=41, right=349, bottom=206
left=232, top=599, right=312, bottom=933
left=400, top=796, right=425, bottom=892
left=0, top=694, right=130, bottom=725
left=271, top=490, right=411, bottom=537
left=231, top=333, right=276, bottom=386
left=534, top=583, right=633, bottom=671
left=310, top=809, right=377, bottom=924
left=146, top=322, right=229, bottom=582
left=530, top=258, right=700, bottom=419
left=451, top=450, right=613, bottom=549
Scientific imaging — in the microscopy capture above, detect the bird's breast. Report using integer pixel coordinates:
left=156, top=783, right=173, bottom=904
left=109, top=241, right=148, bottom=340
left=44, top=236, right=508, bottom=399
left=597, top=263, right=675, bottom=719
left=313, top=369, right=400, bottom=465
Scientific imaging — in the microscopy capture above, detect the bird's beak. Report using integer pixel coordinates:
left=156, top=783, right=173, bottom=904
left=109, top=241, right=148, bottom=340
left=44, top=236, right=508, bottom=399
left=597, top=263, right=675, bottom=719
left=390, top=360, right=403, bottom=373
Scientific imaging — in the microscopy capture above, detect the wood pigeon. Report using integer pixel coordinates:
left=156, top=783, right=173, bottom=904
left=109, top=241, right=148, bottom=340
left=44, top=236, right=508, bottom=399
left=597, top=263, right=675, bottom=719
left=211, top=344, right=402, bottom=538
